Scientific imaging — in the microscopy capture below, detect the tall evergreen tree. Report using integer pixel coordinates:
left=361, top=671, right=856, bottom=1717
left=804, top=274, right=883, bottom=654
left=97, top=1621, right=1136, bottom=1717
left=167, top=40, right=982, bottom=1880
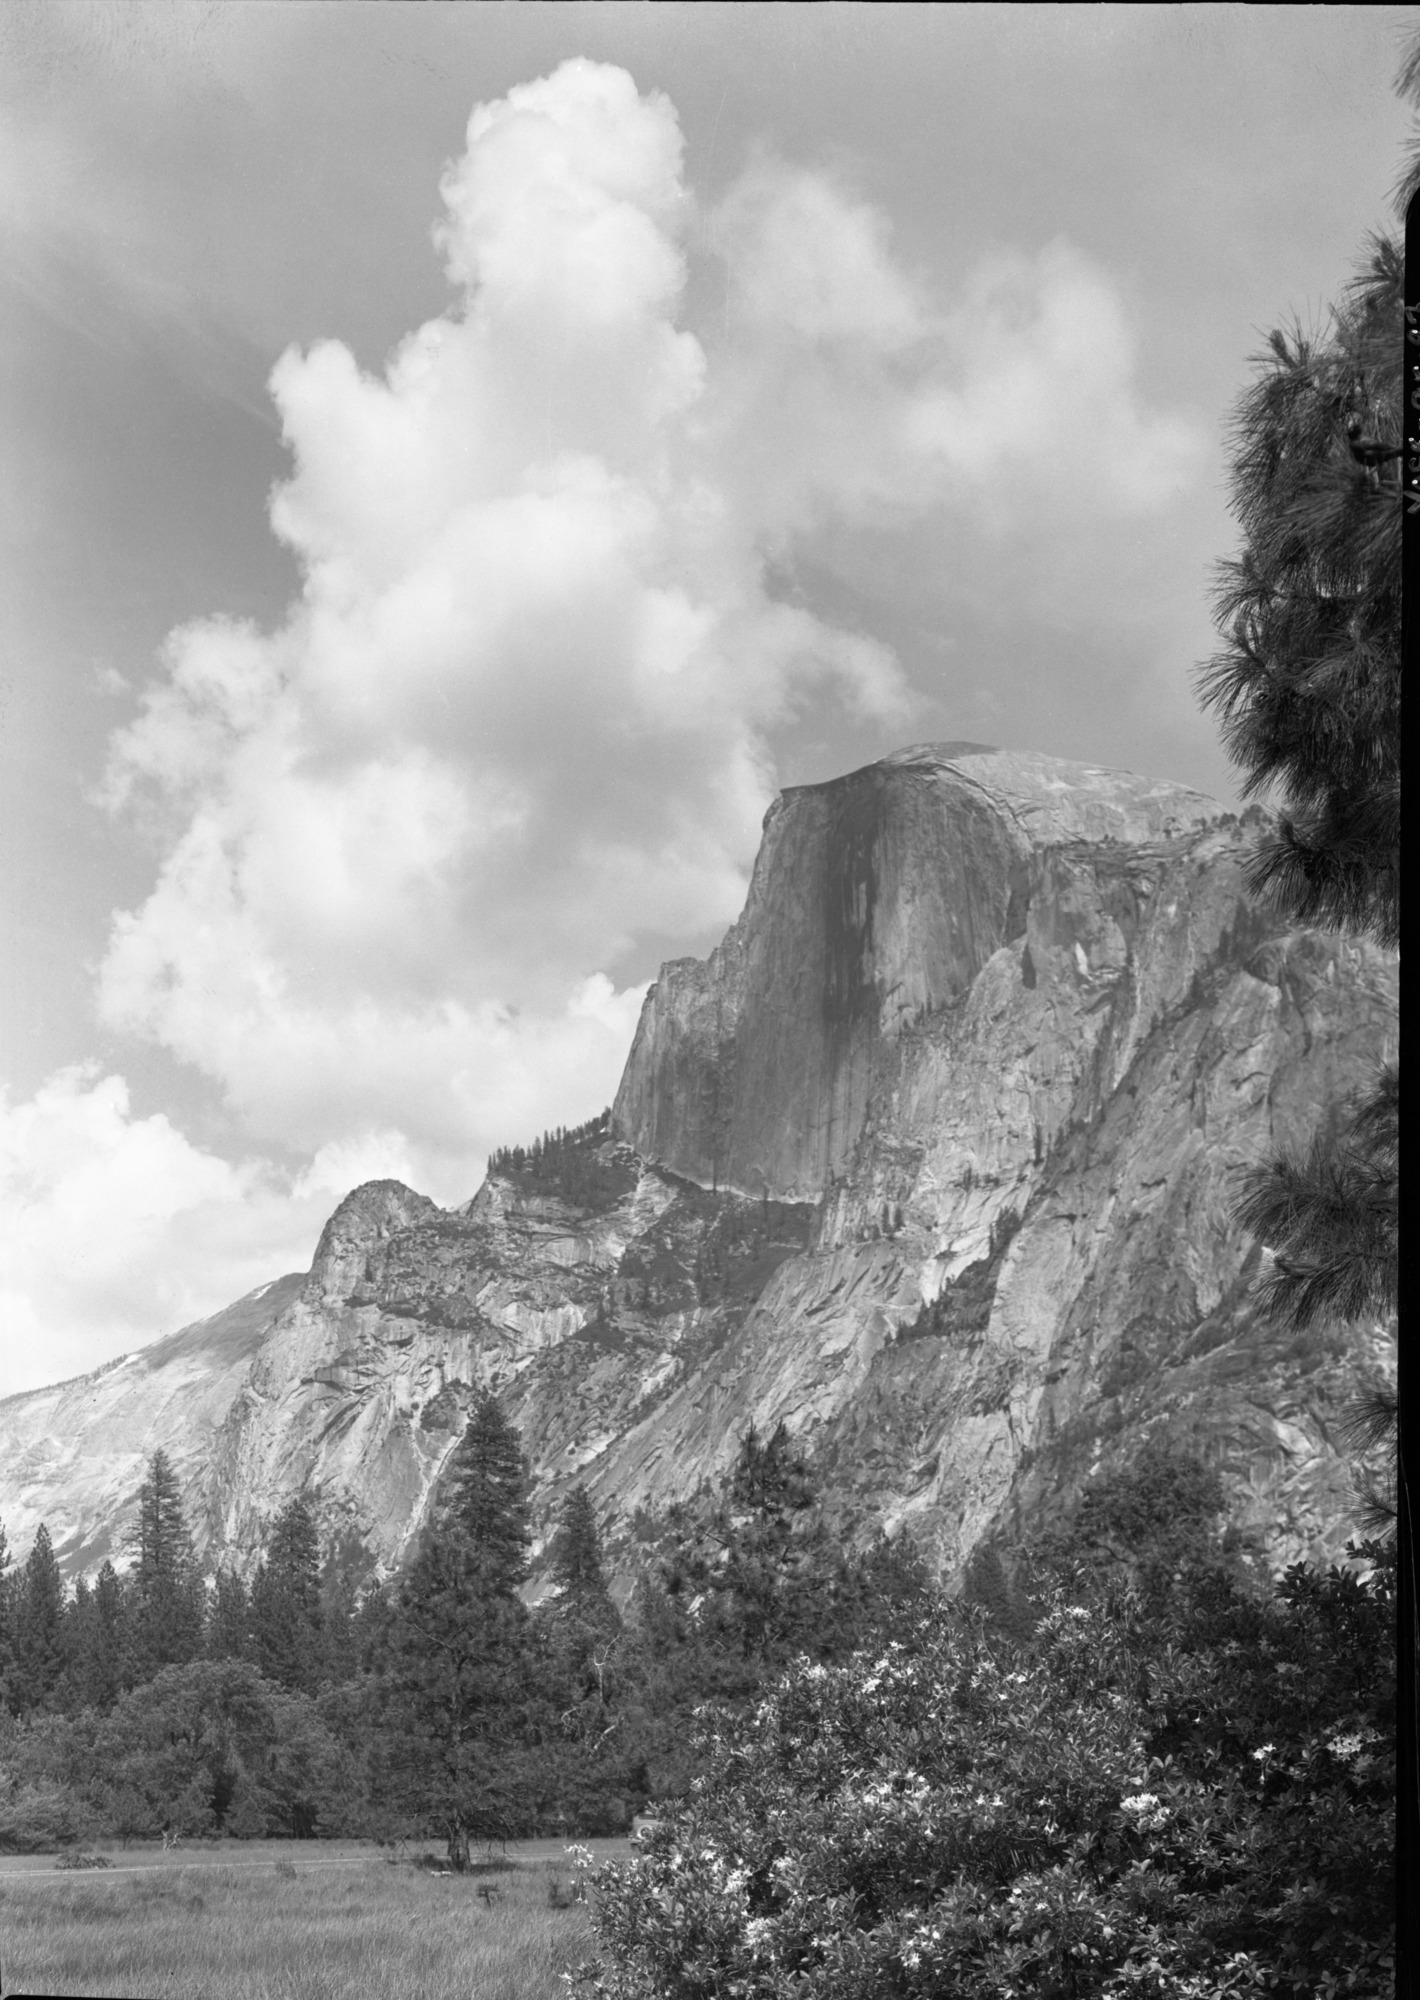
left=11, top=1525, right=65, bottom=1714
left=1197, top=245, right=1400, bottom=948
left=436, top=1391, right=534, bottom=1593
left=545, top=1484, right=622, bottom=1759
left=129, top=1450, right=204, bottom=1677
left=383, top=1392, right=536, bottom=1869
left=206, top=1567, right=252, bottom=1664
left=1195, top=47, right=1408, bottom=1538
left=668, top=1423, right=840, bottom=1665
left=642, top=1421, right=883, bottom=1698
left=87, top=1559, right=127, bottom=1709
left=55, top=1567, right=129, bottom=1714
left=58, top=1574, right=93, bottom=1713
left=550, top=1486, right=617, bottom=1624
left=0, top=1518, right=12, bottom=1710
left=1196, top=41, right=1413, bottom=1964
left=251, top=1497, right=323, bottom=1692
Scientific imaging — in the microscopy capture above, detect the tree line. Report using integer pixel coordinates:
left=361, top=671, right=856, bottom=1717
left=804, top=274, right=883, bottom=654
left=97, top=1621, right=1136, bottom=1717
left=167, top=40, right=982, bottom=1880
left=0, top=1409, right=931, bottom=1865
left=485, top=1109, right=640, bottom=1212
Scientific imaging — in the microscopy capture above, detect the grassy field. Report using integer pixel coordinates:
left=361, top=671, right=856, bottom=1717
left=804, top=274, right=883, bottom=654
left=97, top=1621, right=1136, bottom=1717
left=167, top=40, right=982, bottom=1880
left=0, top=1837, right=626, bottom=2000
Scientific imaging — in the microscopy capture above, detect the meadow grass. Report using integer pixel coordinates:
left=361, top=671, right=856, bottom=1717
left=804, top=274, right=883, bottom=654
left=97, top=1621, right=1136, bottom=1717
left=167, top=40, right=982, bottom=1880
left=0, top=1839, right=622, bottom=2000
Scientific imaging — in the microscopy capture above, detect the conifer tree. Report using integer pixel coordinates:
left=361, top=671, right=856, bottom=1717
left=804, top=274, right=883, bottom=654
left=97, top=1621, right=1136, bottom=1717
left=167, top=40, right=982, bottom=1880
left=56, top=1568, right=126, bottom=1714
left=251, top=1497, right=323, bottom=1692
left=318, top=1562, right=360, bottom=1687
left=1197, top=249, right=1400, bottom=948
left=129, top=1449, right=204, bottom=1676
left=88, top=1559, right=127, bottom=1708
left=550, top=1486, right=617, bottom=1623
left=661, top=1424, right=852, bottom=1669
left=384, top=1392, right=537, bottom=1868
left=12, top=1524, right=65, bottom=1714
left=206, top=1567, right=252, bottom=1664
left=1196, top=48, right=1407, bottom=1344
left=1195, top=48, right=1413, bottom=1955
left=437, top=1389, right=535, bottom=1593
left=0, top=1518, right=12, bottom=1708
left=1195, top=48, right=1409, bottom=1546
left=58, top=1574, right=93, bottom=1712
left=545, top=1484, right=622, bottom=1755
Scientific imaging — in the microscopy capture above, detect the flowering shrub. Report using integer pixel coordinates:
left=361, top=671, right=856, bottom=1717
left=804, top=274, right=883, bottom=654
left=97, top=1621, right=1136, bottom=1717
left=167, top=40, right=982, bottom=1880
left=571, top=1545, right=1393, bottom=2000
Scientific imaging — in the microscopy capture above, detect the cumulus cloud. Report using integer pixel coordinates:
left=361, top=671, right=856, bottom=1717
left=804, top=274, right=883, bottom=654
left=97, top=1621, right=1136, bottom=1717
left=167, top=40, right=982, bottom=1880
left=703, top=154, right=1201, bottom=545
left=0, top=1067, right=326, bottom=1399
left=92, top=58, right=1203, bottom=1218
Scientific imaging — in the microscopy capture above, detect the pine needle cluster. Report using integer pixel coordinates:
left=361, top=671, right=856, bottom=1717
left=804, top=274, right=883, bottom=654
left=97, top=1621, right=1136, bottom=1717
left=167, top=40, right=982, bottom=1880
left=1196, top=239, right=1401, bottom=947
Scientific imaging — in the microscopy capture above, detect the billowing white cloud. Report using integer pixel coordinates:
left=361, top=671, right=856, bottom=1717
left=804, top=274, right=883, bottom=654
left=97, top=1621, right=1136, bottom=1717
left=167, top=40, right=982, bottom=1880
left=703, top=155, right=1202, bottom=547
left=90, top=58, right=1203, bottom=1234
left=0, top=1067, right=324, bottom=1400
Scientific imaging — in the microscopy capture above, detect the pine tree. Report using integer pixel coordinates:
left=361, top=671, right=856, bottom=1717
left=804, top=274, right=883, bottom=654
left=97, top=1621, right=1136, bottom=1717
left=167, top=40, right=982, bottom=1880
left=251, top=1497, right=323, bottom=1692
left=206, top=1567, right=252, bottom=1664
left=0, top=1518, right=12, bottom=1710
left=58, top=1574, right=93, bottom=1712
left=435, top=1392, right=533, bottom=1594
left=56, top=1568, right=126, bottom=1714
left=129, top=1450, right=204, bottom=1677
left=1195, top=47, right=1408, bottom=1532
left=12, top=1525, right=65, bottom=1714
left=318, top=1562, right=360, bottom=1687
left=88, top=1560, right=127, bottom=1708
left=661, top=1423, right=849, bottom=1669
left=545, top=1484, right=622, bottom=1757
left=1197, top=252, right=1400, bottom=949
left=550, top=1487, right=617, bottom=1622
left=1194, top=54, right=1413, bottom=1952
left=383, top=1393, right=537, bottom=1868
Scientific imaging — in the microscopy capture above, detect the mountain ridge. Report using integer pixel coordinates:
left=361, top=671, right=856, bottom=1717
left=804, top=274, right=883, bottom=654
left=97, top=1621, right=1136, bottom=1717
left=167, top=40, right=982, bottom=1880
left=0, top=746, right=1396, bottom=1594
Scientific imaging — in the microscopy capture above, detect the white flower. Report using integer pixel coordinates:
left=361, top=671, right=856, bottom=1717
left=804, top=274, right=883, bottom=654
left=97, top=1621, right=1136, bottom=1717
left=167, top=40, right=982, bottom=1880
left=1326, top=1731, right=1367, bottom=1760
left=1120, top=1791, right=1169, bottom=1830
left=1250, top=1743, right=1275, bottom=1762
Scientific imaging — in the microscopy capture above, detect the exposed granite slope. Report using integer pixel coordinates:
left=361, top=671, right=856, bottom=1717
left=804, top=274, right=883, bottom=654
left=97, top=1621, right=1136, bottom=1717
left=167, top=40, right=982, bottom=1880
left=611, top=746, right=1223, bottom=1199
left=0, top=1273, right=306, bottom=1575
left=0, top=747, right=1396, bottom=1590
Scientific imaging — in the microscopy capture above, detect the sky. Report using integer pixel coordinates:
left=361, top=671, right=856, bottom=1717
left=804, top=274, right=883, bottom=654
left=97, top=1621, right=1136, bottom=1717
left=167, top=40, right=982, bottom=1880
left=0, top=2, right=1413, bottom=1400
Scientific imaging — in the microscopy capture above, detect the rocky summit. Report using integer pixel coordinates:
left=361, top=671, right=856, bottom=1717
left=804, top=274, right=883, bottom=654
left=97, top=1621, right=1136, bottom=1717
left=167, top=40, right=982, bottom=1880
left=0, top=745, right=1397, bottom=1594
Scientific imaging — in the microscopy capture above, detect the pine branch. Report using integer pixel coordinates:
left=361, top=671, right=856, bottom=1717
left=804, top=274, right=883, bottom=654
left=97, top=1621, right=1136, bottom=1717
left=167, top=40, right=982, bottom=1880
left=1246, top=802, right=1399, bottom=948
left=1233, top=1070, right=1399, bottom=1330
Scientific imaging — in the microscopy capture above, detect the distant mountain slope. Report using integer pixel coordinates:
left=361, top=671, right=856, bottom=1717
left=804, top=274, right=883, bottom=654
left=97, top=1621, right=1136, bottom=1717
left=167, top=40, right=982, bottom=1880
left=0, top=746, right=1396, bottom=1591
left=0, top=1272, right=306, bottom=1575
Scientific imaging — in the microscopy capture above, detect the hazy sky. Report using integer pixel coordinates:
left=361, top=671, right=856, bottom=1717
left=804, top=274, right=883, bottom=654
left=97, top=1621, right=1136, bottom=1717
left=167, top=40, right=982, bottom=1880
left=1, top=2, right=1413, bottom=1397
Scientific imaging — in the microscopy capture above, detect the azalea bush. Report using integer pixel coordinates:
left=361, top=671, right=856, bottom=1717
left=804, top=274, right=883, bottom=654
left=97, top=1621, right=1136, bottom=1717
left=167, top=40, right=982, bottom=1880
left=572, top=1544, right=1394, bottom=2000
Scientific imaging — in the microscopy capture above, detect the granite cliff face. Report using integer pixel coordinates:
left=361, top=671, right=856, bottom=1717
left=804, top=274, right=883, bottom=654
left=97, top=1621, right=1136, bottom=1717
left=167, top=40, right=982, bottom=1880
left=0, top=746, right=1397, bottom=1592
